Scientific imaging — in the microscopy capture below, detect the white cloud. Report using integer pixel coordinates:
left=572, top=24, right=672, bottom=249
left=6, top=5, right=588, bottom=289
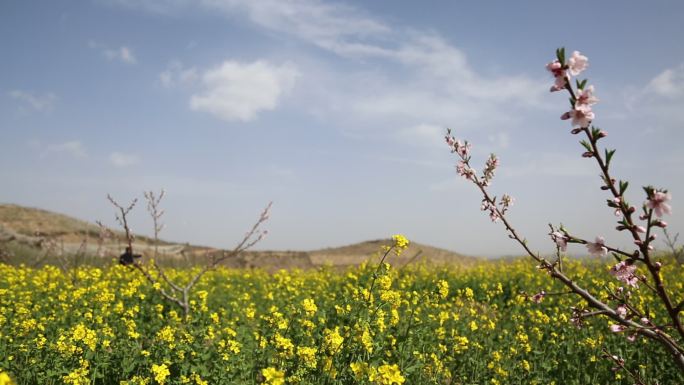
left=202, top=0, right=391, bottom=53
left=501, top=152, right=595, bottom=178
left=89, top=40, right=137, bottom=64
left=397, top=123, right=445, bottom=148
left=189, top=60, right=299, bottom=122
left=623, top=63, right=684, bottom=126
left=109, top=152, right=140, bottom=167
left=110, top=0, right=548, bottom=130
left=159, top=61, right=198, bottom=88
left=33, top=140, right=87, bottom=159
left=48, top=141, right=87, bottom=158
left=106, top=46, right=137, bottom=64
left=646, top=64, right=684, bottom=97
left=9, top=90, right=57, bottom=112
left=488, top=132, right=510, bottom=150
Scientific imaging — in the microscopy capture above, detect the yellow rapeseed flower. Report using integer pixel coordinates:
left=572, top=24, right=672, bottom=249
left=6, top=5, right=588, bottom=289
left=151, top=364, right=170, bottom=385
left=372, top=364, right=405, bottom=385
left=0, top=372, right=16, bottom=385
left=261, top=367, right=285, bottom=385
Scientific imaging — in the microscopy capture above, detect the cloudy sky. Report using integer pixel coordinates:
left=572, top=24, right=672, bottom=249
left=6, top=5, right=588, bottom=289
left=2, top=0, right=683, bottom=257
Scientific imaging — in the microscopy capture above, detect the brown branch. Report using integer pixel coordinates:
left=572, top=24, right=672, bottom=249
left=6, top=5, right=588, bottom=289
left=602, top=348, right=650, bottom=385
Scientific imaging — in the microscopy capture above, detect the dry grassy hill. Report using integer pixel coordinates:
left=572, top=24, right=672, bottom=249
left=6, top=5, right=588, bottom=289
left=309, top=239, right=477, bottom=267
left=0, top=203, right=475, bottom=269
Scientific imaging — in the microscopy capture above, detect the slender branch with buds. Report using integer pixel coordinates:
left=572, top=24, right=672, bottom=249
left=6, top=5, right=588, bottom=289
left=602, top=348, right=652, bottom=385
left=107, top=192, right=271, bottom=317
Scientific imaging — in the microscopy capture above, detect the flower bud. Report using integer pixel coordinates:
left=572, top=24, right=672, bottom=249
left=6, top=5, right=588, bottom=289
left=628, top=206, right=636, bottom=214
left=649, top=234, right=657, bottom=241
left=582, top=151, right=593, bottom=158
left=616, top=225, right=627, bottom=231
left=654, top=220, right=667, bottom=228
left=654, top=261, right=662, bottom=271
left=601, top=185, right=610, bottom=190
left=598, top=130, right=608, bottom=138
left=635, top=226, right=646, bottom=233
left=571, top=128, right=582, bottom=134
left=609, top=324, right=627, bottom=333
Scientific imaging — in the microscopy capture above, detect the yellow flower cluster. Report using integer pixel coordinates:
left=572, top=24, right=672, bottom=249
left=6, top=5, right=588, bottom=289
left=0, top=246, right=681, bottom=384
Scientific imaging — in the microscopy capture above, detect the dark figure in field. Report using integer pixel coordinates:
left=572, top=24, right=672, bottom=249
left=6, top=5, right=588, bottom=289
left=119, top=246, right=142, bottom=266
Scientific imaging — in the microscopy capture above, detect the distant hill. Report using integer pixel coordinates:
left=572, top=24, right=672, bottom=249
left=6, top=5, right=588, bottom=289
left=309, top=239, right=477, bottom=267
left=0, top=203, right=476, bottom=269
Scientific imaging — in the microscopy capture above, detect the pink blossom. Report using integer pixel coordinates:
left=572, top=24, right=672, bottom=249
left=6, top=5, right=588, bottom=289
left=626, top=334, right=638, bottom=342
left=646, top=191, right=672, bottom=217
left=567, top=51, right=589, bottom=76
left=550, top=231, right=568, bottom=252
left=561, top=105, right=594, bottom=128
left=610, top=324, right=627, bottom=333
left=612, top=197, right=622, bottom=216
left=546, top=60, right=567, bottom=92
left=609, top=261, right=639, bottom=288
left=488, top=210, right=500, bottom=222
left=483, top=154, right=499, bottom=183
left=586, top=236, right=608, bottom=257
left=456, top=161, right=476, bottom=180
left=576, top=85, right=599, bottom=107
left=457, top=141, right=471, bottom=158
left=616, top=304, right=627, bottom=319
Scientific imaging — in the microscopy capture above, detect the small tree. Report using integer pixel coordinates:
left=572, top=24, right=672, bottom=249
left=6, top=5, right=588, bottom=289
left=106, top=191, right=271, bottom=317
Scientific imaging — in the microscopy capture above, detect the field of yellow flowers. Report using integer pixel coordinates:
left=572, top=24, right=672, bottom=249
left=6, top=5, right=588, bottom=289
left=1, top=242, right=682, bottom=384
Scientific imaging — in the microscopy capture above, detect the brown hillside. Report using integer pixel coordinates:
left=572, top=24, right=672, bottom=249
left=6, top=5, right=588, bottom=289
left=0, top=204, right=475, bottom=268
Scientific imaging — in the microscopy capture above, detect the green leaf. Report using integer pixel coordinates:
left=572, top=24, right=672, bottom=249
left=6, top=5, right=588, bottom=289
left=556, top=47, right=566, bottom=64
left=605, top=149, right=616, bottom=167
left=580, top=140, right=592, bottom=152
left=619, top=180, right=629, bottom=195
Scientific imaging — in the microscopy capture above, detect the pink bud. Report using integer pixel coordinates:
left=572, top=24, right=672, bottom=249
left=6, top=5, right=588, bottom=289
left=626, top=334, right=637, bottom=342
left=655, top=220, right=667, bottom=228
left=640, top=317, right=651, bottom=325
left=610, top=324, right=627, bottom=333
left=582, top=152, right=593, bottom=158
left=598, top=130, right=607, bottom=138
left=635, top=226, right=646, bottom=233
left=561, top=112, right=572, bottom=120
left=571, top=128, right=582, bottom=134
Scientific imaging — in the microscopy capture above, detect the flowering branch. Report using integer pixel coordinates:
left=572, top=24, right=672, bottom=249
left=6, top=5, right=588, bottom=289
left=444, top=48, right=684, bottom=373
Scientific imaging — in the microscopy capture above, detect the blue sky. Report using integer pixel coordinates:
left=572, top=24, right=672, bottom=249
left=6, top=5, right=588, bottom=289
left=2, top=0, right=683, bottom=256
